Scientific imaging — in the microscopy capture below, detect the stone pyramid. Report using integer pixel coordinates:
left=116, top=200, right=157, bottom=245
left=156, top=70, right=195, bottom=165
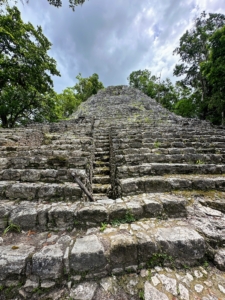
left=1, top=85, right=225, bottom=299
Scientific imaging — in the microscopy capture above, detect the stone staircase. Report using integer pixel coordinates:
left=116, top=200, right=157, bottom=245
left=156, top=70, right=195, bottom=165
left=1, top=86, right=225, bottom=299
left=92, top=128, right=111, bottom=199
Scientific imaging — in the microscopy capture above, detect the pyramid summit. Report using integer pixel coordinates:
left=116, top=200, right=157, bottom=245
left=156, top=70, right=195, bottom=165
left=1, top=85, right=225, bottom=299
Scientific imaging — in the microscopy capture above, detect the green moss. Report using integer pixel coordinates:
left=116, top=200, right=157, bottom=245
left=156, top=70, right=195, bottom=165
left=47, top=156, right=68, bottom=167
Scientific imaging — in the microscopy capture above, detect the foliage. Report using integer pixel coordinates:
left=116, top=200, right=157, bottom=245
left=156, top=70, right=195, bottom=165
left=0, top=0, right=87, bottom=10
left=54, top=88, right=82, bottom=119
left=3, top=221, right=21, bottom=235
left=173, top=11, right=225, bottom=121
left=201, top=26, right=225, bottom=125
left=74, top=73, right=104, bottom=102
left=0, top=6, right=60, bottom=128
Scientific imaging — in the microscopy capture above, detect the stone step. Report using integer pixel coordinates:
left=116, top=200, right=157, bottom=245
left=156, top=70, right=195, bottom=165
left=0, top=156, right=89, bottom=169
left=93, top=161, right=109, bottom=167
left=116, top=153, right=225, bottom=165
left=3, top=265, right=224, bottom=299
left=94, top=155, right=109, bottom=162
left=95, top=146, right=110, bottom=152
left=117, top=163, right=225, bottom=178
left=0, top=193, right=189, bottom=232
left=0, top=181, right=82, bottom=201
left=0, top=168, right=87, bottom=182
left=93, top=167, right=110, bottom=175
left=92, top=183, right=111, bottom=193
left=0, top=149, right=91, bottom=158
left=115, top=147, right=225, bottom=156
left=0, top=219, right=207, bottom=285
left=92, top=175, right=110, bottom=184
left=119, top=174, right=225, bottom=196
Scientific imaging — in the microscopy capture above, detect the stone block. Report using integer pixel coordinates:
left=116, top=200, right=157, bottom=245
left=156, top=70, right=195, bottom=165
left=32, top=244, right=64, bottom=279
left=70, top=235, right=106, bottom=273
left=155, top=227, right=206, bottom=266
left=109, top=232, right=137, bottom=269
left=0, top=244, right=35, bottom=280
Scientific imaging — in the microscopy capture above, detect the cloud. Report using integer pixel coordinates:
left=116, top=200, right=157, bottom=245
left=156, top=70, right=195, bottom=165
left=16, top=0, right=225, bottom=92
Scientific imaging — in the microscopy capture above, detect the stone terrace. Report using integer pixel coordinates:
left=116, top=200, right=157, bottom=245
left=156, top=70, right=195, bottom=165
left=1, top=86, right=225, bottom=299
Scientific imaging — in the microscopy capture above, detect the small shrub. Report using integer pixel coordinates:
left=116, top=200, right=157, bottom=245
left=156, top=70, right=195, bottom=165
left=4, top=222, right=21, bottom=235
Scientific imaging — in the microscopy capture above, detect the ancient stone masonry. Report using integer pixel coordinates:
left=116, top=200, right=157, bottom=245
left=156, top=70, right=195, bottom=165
left=1, top=86, right=225, bottom=299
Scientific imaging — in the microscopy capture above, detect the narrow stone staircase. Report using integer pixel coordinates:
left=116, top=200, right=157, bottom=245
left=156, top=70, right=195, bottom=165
left=92, top=128, right=111, bottom=199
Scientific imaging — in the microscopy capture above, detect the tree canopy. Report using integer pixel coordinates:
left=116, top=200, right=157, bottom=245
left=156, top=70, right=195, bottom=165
left=0, top=0, right=87, bottom=10
left=0, top=6, right=60, bottom=127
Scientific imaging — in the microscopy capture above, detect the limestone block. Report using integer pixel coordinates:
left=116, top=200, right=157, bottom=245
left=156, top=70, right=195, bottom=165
left=10, top=203, right=37, bottom=230
left=70, top=235, right=106, bottom=272
left=126, top=201, right=143, bottom=217
left=32, top=244, right=64, bottom=279
left=2, top=169, right=21, bottom=181
left=136, top=231, right=157, bottom=262
left=0, top=203, right=13, bottom=230
left=155, top=227, right=206, bottom=266
left=144, top=281, right=169, bottom=300
left=142, top=198, right=163, bottom=217
left=5, top=182, right=37, bottom=200
left=48, top=204, right=76, bottom=230
left=108, top=203, right=127, bottom=221
left=77, top=204, right=108, bottom=223
left=160, top=195, right=187, bottom=218
left=109, top=232, right=137, bottom=269
left=70, top=282, right=98, bottom=300
left=37, top=204, right=51, bottom=230
left=214, top=249, right=225, bottom=271
left=38, top=183, right=63, bottom=200
left=20, top=169, right=40, bottom=182
left=0, top=244, right=35, bottom=280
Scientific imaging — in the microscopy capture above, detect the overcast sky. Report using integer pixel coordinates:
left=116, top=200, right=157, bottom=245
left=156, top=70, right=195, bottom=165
left=16, top=0, right=225, bottom=93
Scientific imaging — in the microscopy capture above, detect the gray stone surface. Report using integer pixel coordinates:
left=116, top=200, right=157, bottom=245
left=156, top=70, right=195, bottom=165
left=155, top=226, right=206, bottom=266
left=70, top=282, right=98, bottom=300
left=70, top=234, right=106, bottom=272
left=0, top=244, right=35, bottom=280
left=32, top=244, right=64, bottom=279
left=144, top=281, right=169, bottom=300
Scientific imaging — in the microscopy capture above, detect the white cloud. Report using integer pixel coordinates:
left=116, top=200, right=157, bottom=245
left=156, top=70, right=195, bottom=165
left=15, top=0, right=225, bottom=92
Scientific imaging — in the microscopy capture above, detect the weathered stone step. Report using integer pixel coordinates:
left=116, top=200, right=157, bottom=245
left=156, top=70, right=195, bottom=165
left=119, top=174, right=225, bottom=196
left=92, top=183, right=111, bottom=193
left=0, top=155, right=89, bottom=169
left=0, top=193, right=189, bottom=232
left=0, top=219, right=207, bottom=286
left=4, top=265, right=225, bottom=300
left=93, top=161, right=109, bottom=168
left=117, top=163, right=225, bottom=178
left=93, top=167, right=110, bottom=175
left=94, top=155, right=109, bottom=162
left=116, top=153, right=225, bottom=165
left=0, top=181, right=82, bottom=201
left=0, top=149, right=91, bottom=158
left=92, top=175, right=110, bottom=184
left=0, top=168, right=87, bottom=183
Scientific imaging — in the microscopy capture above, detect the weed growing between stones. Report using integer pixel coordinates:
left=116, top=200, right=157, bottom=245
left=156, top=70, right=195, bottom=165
left=99, top=211, right=136, bottom=231
left=153, top=141, right=161, bottom=148
left=147, top=253, right=175, bottom=269
left=138, top=289, right=145, bottom=300
left=111, top=211, right=136, bottom=227
left=100, top=222, right=107, bottom=232
left=196, top=159, right=204, bottom=164
left=3, top=221, right=21, bottom=235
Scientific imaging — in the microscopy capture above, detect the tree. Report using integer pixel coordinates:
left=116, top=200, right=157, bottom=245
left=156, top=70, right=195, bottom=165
left=173, top=12, right=225, bottom=119
left=0, top=6, right=60, bottom=127
left=201, top=26, right=225, bottom=125
left=74, top=73, right=104, bottom=102
left=0, top=0, right=87, bottom=10
left=54, top=88, right=82, bottom=119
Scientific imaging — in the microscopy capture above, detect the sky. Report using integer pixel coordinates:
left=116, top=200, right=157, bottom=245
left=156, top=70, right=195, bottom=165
left=15, top=0, right=225, bottom=93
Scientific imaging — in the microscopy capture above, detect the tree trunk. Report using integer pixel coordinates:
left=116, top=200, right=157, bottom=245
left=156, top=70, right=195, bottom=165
left=0, top=114, right=8, bottom=128
left=71, top=172, right=95, bottom=202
